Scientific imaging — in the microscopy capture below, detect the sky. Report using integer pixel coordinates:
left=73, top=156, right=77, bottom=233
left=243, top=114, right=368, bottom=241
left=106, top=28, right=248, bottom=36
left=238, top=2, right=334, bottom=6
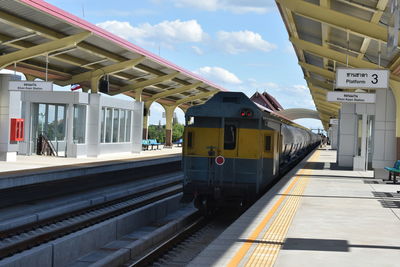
left=3, top=0, right=324, bottom=130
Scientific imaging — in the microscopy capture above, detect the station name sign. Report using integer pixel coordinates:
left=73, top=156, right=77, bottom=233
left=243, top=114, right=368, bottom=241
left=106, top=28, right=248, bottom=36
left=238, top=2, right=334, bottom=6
left=336, top=68, right=389, bottom=89
left=9, top=81, right=53, bottom=92
left=327, top=92, right=376, bottom=103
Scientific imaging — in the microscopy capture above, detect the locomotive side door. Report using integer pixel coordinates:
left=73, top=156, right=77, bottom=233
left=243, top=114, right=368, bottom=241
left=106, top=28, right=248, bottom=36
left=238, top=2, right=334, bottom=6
left=211, top=119, right=238, bottom=187
left=222, top=119, right=239, bottom=158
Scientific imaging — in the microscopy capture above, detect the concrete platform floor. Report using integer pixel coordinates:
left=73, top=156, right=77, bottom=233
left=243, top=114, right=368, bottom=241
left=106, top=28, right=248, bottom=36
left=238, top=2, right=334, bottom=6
left=0, top=146, right=182, bottom=173
left=189, top=148, right=400, bottom=267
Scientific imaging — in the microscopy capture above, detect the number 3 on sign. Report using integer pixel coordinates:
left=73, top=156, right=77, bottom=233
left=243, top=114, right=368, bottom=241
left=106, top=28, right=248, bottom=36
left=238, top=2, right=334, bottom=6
left=371, top=74, right=378, bottom=84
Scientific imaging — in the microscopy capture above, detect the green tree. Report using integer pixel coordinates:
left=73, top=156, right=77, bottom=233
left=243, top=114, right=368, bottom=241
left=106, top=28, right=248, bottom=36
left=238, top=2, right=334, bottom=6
left=148, top=123, right=184, bottom=143
left=148, top=124, right=165, bottom=143
left=172, top=123, right=184, bottom=142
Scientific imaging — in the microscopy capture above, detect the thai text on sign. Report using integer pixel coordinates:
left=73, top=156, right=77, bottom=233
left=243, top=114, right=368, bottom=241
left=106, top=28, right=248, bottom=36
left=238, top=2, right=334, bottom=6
left=335, top=68, right=389, bottom=89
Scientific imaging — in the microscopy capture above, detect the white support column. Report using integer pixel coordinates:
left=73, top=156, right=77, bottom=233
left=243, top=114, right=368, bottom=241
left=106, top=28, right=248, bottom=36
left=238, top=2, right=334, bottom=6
left=0, top=74, right=21, bottom=161
left=66, top=103, right=74, bottom=157
left=87, top=94, right=101, bottom=157
left=19, top=100, right=31, bottom=155
left=337, top=103, right=357, bottom=167
left=329, top=124, right=338, bottom=149
left=372, top=88, right=396, bottom=178
left=132, top=101, right=144, bottom=153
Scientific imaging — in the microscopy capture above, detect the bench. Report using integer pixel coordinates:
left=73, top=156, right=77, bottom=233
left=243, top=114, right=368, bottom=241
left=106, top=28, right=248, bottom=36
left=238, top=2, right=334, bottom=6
left=142, top=139, right=150, bottom=150
left=174, top=138, right=183, bottom=147
left=384, top=160, right=400, bottom=184
left=142, top=139, right=161, bottom=150
left=148, top=139, right=161, bottom=150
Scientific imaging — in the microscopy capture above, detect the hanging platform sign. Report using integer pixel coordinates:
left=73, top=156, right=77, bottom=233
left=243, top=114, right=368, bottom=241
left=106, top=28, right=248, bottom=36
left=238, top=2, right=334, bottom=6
left=9, top=81, right=53, bottom=92
left=335, top=68, right=389, bottom=89
left=327, top=92, right=376, bottom=103
left=329, top=118, right=339, bottom=125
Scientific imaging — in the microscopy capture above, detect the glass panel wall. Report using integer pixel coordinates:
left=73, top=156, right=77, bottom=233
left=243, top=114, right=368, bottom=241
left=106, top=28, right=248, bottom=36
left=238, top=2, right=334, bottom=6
left=105, top=108, right=112, bottom=143
left=101, top=108, right=105, bottom=143
left=100, top=107, right=132, bottom=143
left=119, top=110, right=126, bottom=142
left=57, top=106, right=65, bottom=140
left=112, top=109, right=119, bottom=143
left=73, top=105, right=86, bottom=144
left=126, top=110, right=132, bottom=142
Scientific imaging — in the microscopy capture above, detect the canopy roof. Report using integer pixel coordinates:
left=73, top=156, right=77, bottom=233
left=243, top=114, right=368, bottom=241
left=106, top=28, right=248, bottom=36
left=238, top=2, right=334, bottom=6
left=277, top=0, right=400, bottom=129
left=0, top=0, right=227, bottom=109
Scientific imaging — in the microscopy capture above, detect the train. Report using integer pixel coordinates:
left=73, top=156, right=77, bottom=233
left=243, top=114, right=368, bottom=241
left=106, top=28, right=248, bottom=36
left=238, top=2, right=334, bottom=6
left=181, top=91, right=320, bottom=212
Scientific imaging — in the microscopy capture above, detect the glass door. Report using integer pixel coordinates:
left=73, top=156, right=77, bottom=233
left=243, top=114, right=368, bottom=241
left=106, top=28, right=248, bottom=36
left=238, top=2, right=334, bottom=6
left=32, top=103, right=67, bottom=156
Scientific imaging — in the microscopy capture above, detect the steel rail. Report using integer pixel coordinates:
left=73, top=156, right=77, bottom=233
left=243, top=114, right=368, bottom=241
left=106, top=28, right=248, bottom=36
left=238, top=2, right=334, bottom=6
left=129, top=212, right=204, bottom=267
left=0, top=183, right=182, bottom=259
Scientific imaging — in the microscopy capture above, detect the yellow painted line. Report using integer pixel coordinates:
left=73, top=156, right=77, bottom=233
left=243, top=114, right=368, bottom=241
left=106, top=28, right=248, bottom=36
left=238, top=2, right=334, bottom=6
left=227, top=151, right=319, bottom=267
left=245, top=169, right=311, bottom=266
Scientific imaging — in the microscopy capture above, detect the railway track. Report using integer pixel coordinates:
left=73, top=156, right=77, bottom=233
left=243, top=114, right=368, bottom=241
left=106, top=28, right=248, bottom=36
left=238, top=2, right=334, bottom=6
left=0, top=180, right=182, bottom=260
left=128, top=211, right=242, bottom=267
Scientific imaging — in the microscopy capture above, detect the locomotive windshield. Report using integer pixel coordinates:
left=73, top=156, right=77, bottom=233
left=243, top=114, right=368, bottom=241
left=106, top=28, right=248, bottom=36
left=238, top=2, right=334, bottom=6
left=224, top=124, right=236, bottom=150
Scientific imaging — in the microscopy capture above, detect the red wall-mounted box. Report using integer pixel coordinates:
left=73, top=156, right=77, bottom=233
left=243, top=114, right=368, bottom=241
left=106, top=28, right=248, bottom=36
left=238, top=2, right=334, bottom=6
left=10, top=118, right=24, bottom=142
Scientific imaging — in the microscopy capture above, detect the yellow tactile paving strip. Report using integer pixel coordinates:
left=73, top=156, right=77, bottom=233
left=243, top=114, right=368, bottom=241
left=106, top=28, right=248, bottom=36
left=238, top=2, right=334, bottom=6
left=228, top=150, right=319, bottom=267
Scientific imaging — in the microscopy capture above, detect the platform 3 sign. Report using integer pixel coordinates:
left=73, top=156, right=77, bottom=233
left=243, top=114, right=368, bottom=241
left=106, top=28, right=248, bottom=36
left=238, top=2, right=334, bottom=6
left=335, top=68, right=389, bottom=89
left=9, top=81, right=53, bottom=92
left=327, top=92, right=376, bottom=103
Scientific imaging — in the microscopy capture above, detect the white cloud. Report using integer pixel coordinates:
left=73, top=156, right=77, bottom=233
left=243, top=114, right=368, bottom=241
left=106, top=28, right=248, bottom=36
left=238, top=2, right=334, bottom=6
left=216, top=30, right=276, bottom=54
left=194, top=66, right=242, bottom=85
left=172, top=0, right=274, bottom=14
left=191, top=46, right=204, bottom=55
left=88, top=9, right=157, bottom=17
left=97, top=19, right=206, bottom=48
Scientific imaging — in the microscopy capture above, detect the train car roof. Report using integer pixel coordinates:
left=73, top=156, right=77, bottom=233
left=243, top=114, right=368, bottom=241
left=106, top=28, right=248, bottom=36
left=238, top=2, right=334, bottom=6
left=186, top=91, right=315, bottom=133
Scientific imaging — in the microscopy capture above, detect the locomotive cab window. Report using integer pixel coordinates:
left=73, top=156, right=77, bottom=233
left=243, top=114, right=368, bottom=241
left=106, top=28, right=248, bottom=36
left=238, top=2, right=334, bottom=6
left=265, top=135, right=272, bottom=151
left=224, top=124, right=236, bottom=150
left=187, top=132, right=193, bottom=148
left=186, top=116, right=194, bottom=126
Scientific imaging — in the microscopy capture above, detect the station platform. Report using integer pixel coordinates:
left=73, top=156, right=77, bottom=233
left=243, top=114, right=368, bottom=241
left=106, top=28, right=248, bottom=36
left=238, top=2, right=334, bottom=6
left=0, top=146, right=182, bottom=190
left=189, top=148, right=400, bottom=267
left=0, top=146, right=182, bottom=173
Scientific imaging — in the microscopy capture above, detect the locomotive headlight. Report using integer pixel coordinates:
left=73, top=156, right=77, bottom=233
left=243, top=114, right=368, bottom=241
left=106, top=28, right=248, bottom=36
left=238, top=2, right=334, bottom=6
left=240, top=109, right=253, bottom=118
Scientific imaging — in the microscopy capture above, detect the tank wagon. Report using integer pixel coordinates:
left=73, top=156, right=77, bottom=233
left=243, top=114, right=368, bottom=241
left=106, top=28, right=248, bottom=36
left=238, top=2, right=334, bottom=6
left=182, top=92, right=320, bottom=212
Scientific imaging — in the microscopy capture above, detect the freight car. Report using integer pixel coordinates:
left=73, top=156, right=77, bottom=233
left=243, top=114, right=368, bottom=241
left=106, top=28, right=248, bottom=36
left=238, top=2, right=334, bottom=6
left=182, top=91, right=320, bottom=212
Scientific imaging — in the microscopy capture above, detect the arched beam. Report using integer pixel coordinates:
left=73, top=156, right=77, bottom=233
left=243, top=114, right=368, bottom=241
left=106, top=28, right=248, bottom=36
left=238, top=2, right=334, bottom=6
left=0, top=31, right=90, bottom=69
left=112, top=72, right=179, bottom=95
left=147, top=82, right=203, bottom=102
left=175, top=90, right=218, bottom=105
left=58, top=56, right=145, bottom=87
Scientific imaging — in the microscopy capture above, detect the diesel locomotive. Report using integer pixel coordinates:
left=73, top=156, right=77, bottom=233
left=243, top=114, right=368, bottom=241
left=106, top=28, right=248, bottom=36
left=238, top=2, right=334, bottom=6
left=182, top=91, right=320, bottom=211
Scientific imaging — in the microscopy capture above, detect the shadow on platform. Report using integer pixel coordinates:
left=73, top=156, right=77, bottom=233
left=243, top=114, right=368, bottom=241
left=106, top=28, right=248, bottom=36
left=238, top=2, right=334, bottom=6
left=300, top=162, right=353, bottom=171
left=282, top=238, right=400, bottom=251
left=237, top=238, right=400, bottom=252
left=297, top=174, right=372, bottom=179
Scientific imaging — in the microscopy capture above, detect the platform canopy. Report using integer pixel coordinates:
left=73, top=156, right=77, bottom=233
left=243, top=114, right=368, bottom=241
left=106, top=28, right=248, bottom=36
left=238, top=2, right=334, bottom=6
left=276, top=0, right=400, bottom=129
left=0, top=0, right=227, bottom=110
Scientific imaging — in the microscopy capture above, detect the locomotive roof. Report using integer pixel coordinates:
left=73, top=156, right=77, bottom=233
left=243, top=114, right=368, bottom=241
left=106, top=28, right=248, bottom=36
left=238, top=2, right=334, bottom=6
left=186, top=91, right=313, bottom=132
left=186, top=91, right=263, bottom=119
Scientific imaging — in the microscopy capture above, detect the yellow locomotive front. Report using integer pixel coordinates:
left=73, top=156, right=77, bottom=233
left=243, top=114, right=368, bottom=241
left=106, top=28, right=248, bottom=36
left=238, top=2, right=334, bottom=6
left=182, top=92, right=280, bottom=211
